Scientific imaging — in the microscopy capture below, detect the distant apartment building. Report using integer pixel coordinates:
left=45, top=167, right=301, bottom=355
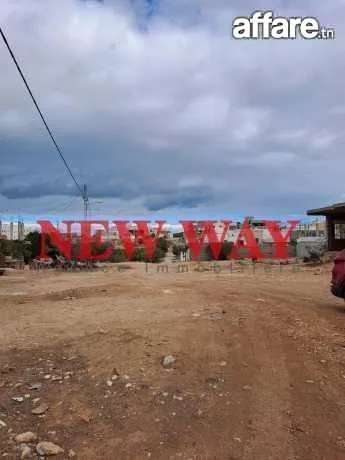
left=0, top=221, right=39, bottom=240
left=212, top=220, right=273, bottom=244
left=212, top=219, right=326, bottom=243
left=294, top=219, right=326, bottom=238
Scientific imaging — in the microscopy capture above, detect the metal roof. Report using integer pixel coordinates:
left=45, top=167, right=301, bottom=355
left=307, top=202, right=345, bottom=216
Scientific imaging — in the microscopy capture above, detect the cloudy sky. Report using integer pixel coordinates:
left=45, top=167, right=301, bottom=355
left=0, top=0, right=344, bottom=222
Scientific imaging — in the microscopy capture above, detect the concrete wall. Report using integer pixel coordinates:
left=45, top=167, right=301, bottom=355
left=296, top=237, right=327, bottom=259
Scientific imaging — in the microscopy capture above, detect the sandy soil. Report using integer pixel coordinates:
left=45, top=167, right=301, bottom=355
left=1, top=261, right=345, bottom=459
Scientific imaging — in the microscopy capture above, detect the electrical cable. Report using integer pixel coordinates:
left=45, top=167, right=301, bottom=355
left=0, top=25, right=84, bottom=198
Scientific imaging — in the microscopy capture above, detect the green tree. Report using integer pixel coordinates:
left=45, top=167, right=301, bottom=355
left=109, top=248, right=127, bottom=263
left=156, top=236, right=169, bottom=254
left=204, top=241, right=233, bottom=261
left=23, top=231, right=41, bottom=261
left=172, top=243, right=188, bottom=257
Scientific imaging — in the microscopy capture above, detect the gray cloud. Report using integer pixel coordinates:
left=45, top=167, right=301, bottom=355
left=145, top=185, right=213, bottom=211
left=0, top=0, right=344, bottom=219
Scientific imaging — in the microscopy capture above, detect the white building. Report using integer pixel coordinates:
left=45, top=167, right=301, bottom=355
left=0, top=221, right=40, bottom=240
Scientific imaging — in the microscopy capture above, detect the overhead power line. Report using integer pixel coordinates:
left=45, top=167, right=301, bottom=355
left=0, top=25, right=84, bottom=198
left=40, top=196, right=80, bottom=215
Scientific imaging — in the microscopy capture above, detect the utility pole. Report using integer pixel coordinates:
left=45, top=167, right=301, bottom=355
left=83, top=184, right=89, bottom=220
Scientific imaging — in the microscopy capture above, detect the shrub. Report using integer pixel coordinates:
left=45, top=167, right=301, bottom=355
left=109, top=249, right=127, bottom=263
left=204, top=241, right=233, bottom=261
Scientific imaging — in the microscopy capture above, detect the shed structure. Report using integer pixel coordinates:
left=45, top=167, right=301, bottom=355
left=307, top=202, right=345, bottom=252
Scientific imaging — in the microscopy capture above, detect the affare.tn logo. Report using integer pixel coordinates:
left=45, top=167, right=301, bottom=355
left=232, top=11, right=335, bottom=40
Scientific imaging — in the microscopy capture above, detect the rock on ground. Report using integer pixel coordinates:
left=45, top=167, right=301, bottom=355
left=15, top=432, right=37, bottom=443
left=36, top=441, right=64, bottom=456
left=161, top=355, right=176, bottom=368
left=20, top=445, right=32, bottom=459
left=32, top=403, right=49, bottom=415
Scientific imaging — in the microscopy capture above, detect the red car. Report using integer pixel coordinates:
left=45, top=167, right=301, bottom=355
left=331, top=250, right=345, bottom=299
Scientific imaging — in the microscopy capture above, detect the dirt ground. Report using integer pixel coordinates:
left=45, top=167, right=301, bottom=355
left=1, top=261, right=345, bottom=460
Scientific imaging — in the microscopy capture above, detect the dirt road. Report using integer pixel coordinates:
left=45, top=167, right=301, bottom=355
left=1, top=262, right=345, bottom=459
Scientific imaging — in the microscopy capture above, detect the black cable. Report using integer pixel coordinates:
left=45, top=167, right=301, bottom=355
left=0, top=25, right=84, bottom=197
left=40, top=196, right=80, bottom=214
